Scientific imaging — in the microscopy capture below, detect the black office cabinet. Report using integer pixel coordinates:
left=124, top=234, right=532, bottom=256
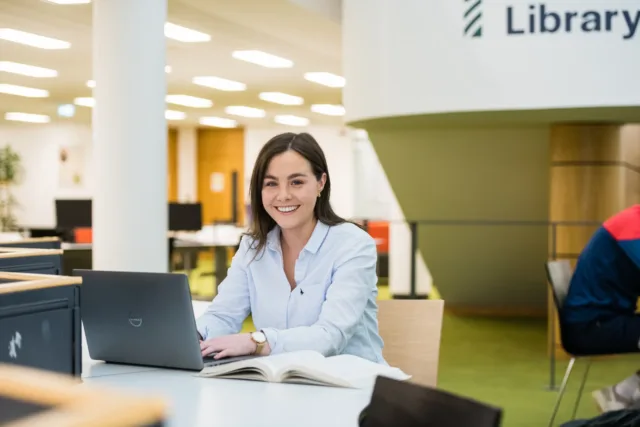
left=0, top=253, right=63, bottom=276
left=0, top=239, right=62, bottom=250
left=0, top=284, right=81, bottom=377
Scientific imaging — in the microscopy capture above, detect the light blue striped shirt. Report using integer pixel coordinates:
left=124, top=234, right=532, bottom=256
left=196, top=220, right=386, bottom=364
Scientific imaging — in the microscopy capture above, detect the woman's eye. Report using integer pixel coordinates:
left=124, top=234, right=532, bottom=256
left=291, top=180, right=304, bottom=186
left=264, top=181, right=276, bottom=187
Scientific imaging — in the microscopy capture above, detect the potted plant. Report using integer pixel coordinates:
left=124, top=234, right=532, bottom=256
left=0, top=145, right=22, bottom=231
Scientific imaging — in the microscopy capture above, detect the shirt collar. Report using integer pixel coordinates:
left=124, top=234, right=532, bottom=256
left=266, top=220, right=330, bottom=254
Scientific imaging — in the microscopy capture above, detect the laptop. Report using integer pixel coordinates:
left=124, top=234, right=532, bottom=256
left=74, top=269, right=257, bottom=371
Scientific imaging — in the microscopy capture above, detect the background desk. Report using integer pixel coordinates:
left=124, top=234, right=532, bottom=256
left=80, top=301, right=371, bottom=427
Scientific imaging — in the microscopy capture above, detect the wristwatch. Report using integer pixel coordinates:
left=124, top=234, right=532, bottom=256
left=250, top=331, right=267, bottom=355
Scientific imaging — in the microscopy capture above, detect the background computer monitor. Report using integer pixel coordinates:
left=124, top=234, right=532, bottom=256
left=55, top=199, right=92, bottom=229
left=168, top=203, right=202, bottom=231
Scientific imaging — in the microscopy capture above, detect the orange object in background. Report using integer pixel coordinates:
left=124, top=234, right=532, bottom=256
left=74, top=227, right=92, bottom=243
left=367, top=221, right=389, bottom=253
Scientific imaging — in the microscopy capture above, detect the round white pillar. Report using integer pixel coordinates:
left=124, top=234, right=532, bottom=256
left=92, top=0, right=168, bottom=272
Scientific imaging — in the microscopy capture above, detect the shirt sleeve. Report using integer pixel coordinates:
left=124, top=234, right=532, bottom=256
left=261, top=233, right=377, bottom=356
left=195, top=236, right=252, bottom=340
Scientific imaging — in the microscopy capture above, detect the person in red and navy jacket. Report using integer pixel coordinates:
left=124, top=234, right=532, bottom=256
left=562, top=205, right=640, bottom=413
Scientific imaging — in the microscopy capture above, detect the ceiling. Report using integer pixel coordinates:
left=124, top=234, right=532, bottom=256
left=0, top=0, right=345, bottom=128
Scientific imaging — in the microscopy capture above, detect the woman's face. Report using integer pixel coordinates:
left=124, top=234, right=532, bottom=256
left=261, top=150, right=325, bottom=232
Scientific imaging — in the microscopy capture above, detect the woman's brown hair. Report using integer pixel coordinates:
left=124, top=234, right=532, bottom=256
left=247, top=132, right=347, bottom=255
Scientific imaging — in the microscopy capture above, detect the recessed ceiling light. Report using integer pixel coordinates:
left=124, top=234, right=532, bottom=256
left=259, top=92, right=303, bottom=106
left=231, top=50, right=293, bottom=68
left=73, top=97, right=95, bottom=107
left=224, top=106, right=266, bottom=118
left=0, top=61, right=57, bottom=78
left=274, top=115, right=309, bottom=127
left=0, top=28, right=70, bottom=49
left=165, top=65, right=172, bottom=73
left=192, top=76, right=246, bottom=92
left=164, top=23, right=210, bottom=43
left=304, top=72, right=345, bottom=88
left=165, top=110, right=186, bottom=120
left=199, top=117, right=237, bottom=128
left=42, top=0, right=91, bottom=4
left=310, top=104, right=345, bottom=116
left=0, top=84, right=49, bottom=98
left=4, top=112, right=50, bottom=123
left=166, top=95, right=213, bottom=108
left=86, top=80, right=95, bottom=88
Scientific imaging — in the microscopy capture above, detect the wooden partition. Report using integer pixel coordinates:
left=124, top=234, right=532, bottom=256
left=549, top=123, right=640, bottom=358
left=0, top=247, right=63, bottom=275
left=0, top=363, right=166, bottom=427
left=0, top=237, right=61, bottom=250
left=0, top=271, right=82, bottom=376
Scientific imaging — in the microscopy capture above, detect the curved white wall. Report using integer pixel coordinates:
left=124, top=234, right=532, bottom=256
left=342, top=0, right=640, bottom=123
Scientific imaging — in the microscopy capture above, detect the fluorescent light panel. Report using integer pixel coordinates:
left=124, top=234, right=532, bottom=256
left=165, top=110, right=186, bottom=120
left=304, top=72, right=345, bottom=88
left=0, top=28, right=70, bottom=49
left=225, top=106, right=266, bottom=118
left=166, top=95, right=212, bottom=108
left=274, top=115, right=309, bottom=127
left=259, top=92, right=303, bottom=106
left=0, top=61, right=57, bottom=78
left=42, top=0, right=91, bottom=4
left=192, top=76, right=246, bottom=91
left=311, top=104, right=345, bottom=116
left=0, top=84, right=48, bottom=98
left=165, top=22, right=210, bottom=42
left=231, top=50, right=293, bottom=68
left=199, top=117, right=237, bottom=128
left=5, top=112, right=50, bottom=123
left=73, top=97, right=94, bottom=107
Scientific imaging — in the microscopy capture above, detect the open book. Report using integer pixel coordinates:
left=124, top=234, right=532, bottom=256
left=197, top=350, right=411, bottom=389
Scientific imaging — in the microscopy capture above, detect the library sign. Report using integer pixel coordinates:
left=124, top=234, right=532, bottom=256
left=464, top=1, right=640, bottom=40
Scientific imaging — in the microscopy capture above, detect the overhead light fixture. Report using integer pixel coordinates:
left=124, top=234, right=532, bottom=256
left=166, top=95, right=212, bottom=108
left=0, top=28, right=70, bottom=49
left=164, top=22, right=210, bottom=43
left=311, top=104, right=345, bottom=116
left=304, top=72, right=345, bottom=88
left=192, top=76, right=246, bottom=92
left=199, top=116, right=237, bottom=128
left=224, top=106, right=266, bottom=118
left=73, top=97, right=95, bottom=107
left=0, top=84, right=49, bottom=98
left=165, top=110, right=186, bottom=120
left=259, top=92, right=303, bottom=106
left=5, top=112, right=50, bottom=123
left=274, top=115, right=309, bottom=127
left=42, top=0, right=91, bottom=4
left=165, top=65, right=172, bottom=73
left=231, top=50, right=293, bottom=68
left=0, top=61, right=57, bottom=78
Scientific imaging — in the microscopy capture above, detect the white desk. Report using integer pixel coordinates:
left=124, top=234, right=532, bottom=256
left=84, top=369, right=372, bottom=427
left=80, top=301, right=373, bottom=426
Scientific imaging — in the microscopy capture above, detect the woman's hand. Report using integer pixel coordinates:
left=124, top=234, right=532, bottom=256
left=200, top=333, right=257, bottom=359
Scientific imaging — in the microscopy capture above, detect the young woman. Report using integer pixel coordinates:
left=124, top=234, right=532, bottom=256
left=196, top=132, right=386, bottom=364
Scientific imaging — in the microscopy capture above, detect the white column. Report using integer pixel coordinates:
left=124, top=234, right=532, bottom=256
left=92, top=0, right=168, bottom=272
left=177, top=126, right=197, bottom=203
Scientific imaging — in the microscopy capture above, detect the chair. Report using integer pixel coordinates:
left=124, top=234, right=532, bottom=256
left=360, top=375, right=503, bottom=427
left=545, top=260, right=592, bottom=427
left=377, top=299, right=444, bottom=387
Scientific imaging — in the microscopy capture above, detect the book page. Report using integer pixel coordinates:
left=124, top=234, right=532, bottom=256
left=293, top=355, right=411, bottom=389
left=198, top=357, right=274, bottom=381
left=261, top=351, right=325, bottom=380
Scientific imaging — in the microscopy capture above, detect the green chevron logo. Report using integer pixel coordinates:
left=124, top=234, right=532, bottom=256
left=464, top=0, right=483, bottom=38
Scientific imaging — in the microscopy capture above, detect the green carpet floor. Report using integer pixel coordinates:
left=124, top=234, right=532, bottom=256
left=182, top=261, right=638, bottom=427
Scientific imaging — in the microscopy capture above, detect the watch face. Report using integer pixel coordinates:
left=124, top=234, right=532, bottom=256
left=253, top=331, right=267, bottom=343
